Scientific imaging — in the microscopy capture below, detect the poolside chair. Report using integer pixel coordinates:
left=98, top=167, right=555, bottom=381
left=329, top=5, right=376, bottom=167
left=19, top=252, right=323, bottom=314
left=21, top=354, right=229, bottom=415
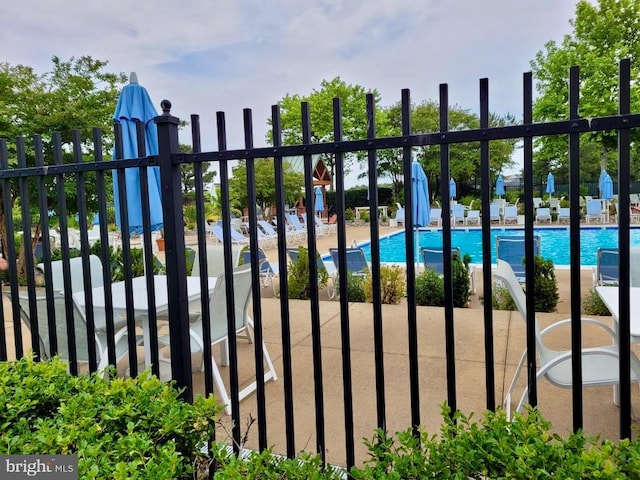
left=241, top=248, right=278, bottom=295
left=429, top=208, right=442, bottom=227
left=495, top=235, right=541, bottom=283
left=286, top=247, right=336, bottom=299
left=557, top=207, right=570, bottom=224
left=163, top=264, right=277, bottom=415
left=390, top=203, right=405, bottom=227
left=420, top=247, right=476, bottom=294
left=329, top=247, right=370, bottom=278
left=465, top=209, right=480, bottom=226
left=451, top=204, right=465, bottom=226
left=532, top=197, right=543, bottom=209
left=548, top=197, right=560, bottom=213
left=494, top=259, right=640, bottom=417
left=258, top=219, right=298, bottom=245
left=489, top=203, right=501, bottom=224
left=586, top=199, right=604, bottom=224
left=592, top=248, right=619, bottom=287
left=535, top=207, right=551, bottom=224
left=314, top=214, right=336, bottom=236
left=38, top=255, right=105, bottom=295
left=502, top=205, right=518, bottom=224
left=285, top=213, right=307, bottom=241
left=210, top=224, right=250, bottom=245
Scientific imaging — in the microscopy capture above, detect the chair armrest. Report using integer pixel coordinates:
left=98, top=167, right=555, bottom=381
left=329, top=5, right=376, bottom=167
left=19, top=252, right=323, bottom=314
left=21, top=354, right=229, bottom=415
left=540, top=316, right=616, bottom=339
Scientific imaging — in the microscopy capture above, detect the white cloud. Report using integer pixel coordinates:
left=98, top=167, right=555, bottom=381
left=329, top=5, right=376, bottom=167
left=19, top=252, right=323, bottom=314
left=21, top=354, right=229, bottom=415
left=3, top=0, right=578, bottom=183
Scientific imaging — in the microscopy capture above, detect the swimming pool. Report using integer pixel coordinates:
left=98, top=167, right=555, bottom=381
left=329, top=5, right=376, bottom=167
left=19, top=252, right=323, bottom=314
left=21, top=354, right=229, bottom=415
left=358, top=227, right=640, bottom=266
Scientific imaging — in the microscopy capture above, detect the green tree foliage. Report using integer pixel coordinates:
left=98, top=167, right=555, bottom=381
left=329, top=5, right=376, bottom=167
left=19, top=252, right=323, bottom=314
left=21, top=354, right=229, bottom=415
left=268, top=77, right=381, bottom=188
left=530, top=0, right=640, bottom=181
left=228, top=158, right=304, bottom=218
left=178, top=144, right=217, bottom=202
left=377, top=101, right=517, bottom=201
left=0, top=56, right=126, bottom=276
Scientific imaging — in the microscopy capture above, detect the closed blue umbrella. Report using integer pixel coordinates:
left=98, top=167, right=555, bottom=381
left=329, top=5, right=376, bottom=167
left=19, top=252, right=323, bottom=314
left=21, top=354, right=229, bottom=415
left=601, top=172, right=614, bottom=200
left=113, top=73, right=163, bottom=235
left=546, top=172, right=555, bottom=197
left=412, top=161, right=430, bottom=263
left=495, top=175, right=505, bottom=198
left=449, top=177, right=457, bottom=200
left=314, top=186, right=324, bottom=216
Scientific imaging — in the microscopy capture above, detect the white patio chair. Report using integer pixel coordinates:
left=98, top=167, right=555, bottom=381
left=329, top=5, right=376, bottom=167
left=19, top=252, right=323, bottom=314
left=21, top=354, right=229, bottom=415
left=489, top=203, right=501, bottom=224
left=241, top=248, right=279, bottom=296
left=535, top=207, right=551, bottom=224
left=592, top=248, right=619, bottom=287
left=494, top=260, right=640, bottom=417
left=557, top=207, right=570, bottom=224
left=465, top=209, right=480, bottom=226
left=451, top=204, right=465, bottom=226
left=209, top=224, right=250, bottom=245
left=502, top=205, right=518, bottom=224
left=586, top=199, right=605, bottom=224
left=429, top=208, right=442, bottom=227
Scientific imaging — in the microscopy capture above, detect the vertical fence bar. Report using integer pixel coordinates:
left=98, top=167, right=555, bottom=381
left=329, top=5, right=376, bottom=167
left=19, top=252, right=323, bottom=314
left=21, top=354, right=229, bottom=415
left=522, top=72, right=538, bottom=407
left=478, top=78, right=495, bottom=410
left=568, top=65, right=583, bottom=430
left=401, top=89, right=421, bottom=429
left=155, top=100, right=192, bottom=402
left=0, top=140, right=15, bottom=361
left=332, top=97, right=355, bottom=469
left=439, top=84, right=457, bottom=413
left=301, top=102, right=326, bottom=462
left=271, top=105, right=296, bottom=458
left=617, top=58, right=632, bottom=439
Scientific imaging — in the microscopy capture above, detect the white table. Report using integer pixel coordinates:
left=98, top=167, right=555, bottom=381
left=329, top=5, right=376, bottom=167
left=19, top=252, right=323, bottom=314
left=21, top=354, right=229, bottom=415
left=595, top=286, right=640, bottom=341
left=73, top=275, right=217, bottom=370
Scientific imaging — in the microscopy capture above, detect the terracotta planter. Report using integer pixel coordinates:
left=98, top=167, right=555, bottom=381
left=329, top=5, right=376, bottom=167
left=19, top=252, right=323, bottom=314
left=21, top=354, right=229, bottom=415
left=156, top=238, right=165, bottom=251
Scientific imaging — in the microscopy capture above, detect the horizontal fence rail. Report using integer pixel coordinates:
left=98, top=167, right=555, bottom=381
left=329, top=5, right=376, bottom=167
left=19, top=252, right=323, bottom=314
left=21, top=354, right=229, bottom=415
left=0, top=60, right=638, bottom=470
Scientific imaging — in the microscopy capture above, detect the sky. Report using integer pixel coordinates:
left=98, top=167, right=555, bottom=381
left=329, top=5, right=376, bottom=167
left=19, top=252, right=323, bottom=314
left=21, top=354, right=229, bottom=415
left=2, top=0, right=579, bottom=186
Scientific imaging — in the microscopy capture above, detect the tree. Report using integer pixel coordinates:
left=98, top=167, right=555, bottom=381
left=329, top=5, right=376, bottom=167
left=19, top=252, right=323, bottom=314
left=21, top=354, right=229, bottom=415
left=530, top=0, right=640, bottom=182
left=268, top=77, right=381, bottom=190
left=178, top=144, right=217, bottom=202
left=0, top=56, right=126, bottom=276
left=228, top=159, right=304, bottom=218
left=376, top=101, right=517, bottom=202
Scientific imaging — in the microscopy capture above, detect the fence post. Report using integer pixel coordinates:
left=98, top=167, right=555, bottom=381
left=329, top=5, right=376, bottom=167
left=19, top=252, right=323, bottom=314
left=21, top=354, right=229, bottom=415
left=155, top=99, right=193, bottom=402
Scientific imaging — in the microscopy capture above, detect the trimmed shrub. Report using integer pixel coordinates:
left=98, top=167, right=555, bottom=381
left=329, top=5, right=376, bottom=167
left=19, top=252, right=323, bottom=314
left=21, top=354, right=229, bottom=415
left=287, top=247, right=329, bottom=300
left=583, top=288, right=612, bottom=316
left=528, top=255, right=559, bottom=312
left=364, top=265, right=406, bottom=304
left=492, top=283, right=517, bottom=311
left=415, top=253, right=471, bottom=308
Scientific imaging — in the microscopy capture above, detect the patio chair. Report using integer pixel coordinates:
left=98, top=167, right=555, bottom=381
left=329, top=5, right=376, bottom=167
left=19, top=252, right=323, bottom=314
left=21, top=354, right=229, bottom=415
left=465, top=209, right=480, bottom=226
left=532, top=197, right=543, bottom=209
left=210, top=224, right=250, bottom=245
left=163, top=264, right=277, bottom=415
left=38, top=255, right=105, bottom=295
left=489, top=203, right=501, bottom=224
left=241, top=248, right=278, bottom=295
left=285, top=213, right=307, bottom=241
left=258, top=219, right=298, bottom=245
left=503, top=205, right=518, bottom=224
left=420, top=247, right=476, bottom=294
left=286, top=247, right=336, bottom=298
left=494, top=259, right=640, bottom=417
left=495, top=235, right=541, bottom=283
left=314, top=214, right=337, bottom=236
left=592, top=248, right=619, bottom=287
left=451, top=204, right=465, bottom=226
left=429, top=208, right=442, bottom=227
left=390, top=203, right=405, bottom=227
left=586, top=199, right=604, bottom=224
left=548, top=197, right=560, bottom=213
left=329, top=247, right=370, bottom=278
left=535, top=207, right=551, bottom=224
left=557, top=207, right=570, bottom=224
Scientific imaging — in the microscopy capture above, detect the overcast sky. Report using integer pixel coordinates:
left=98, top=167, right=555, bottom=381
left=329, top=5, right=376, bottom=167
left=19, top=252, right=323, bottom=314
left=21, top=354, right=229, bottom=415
left=3, top=0, right=579, bottom=185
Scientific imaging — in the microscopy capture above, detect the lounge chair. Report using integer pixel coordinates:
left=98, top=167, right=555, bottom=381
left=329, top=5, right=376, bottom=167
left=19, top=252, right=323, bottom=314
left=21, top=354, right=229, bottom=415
left=210, top=225, right=250, bottom=245
left=429, top=208, right=442, bottom=227
left=592, top=248, right=619, bottom=287
left=329, top=247, right=370, bottom=277
left=502, top=205, right=518, bottom=224
left=586, top=199, right=604, bottom=224
left=314, top=214, right=336, bottom=236
left=390, top=204, right=405, bottom=227
left=241, top=248, right=278, bottom=295
left=489, top=203, right=501, bottom=224
left=535, top=207, right=551, bottom=224
left=532, top=197, right=543, bottom=209
left=465, top=209, right=480, bottom=226
left=420, top=247, right=476, bottom=294
left=557, top=207, right=570, bottom=224
left=494, top=259, right=640, bottom=417
left=258, top=219, right=298, bottom=245
left=285, top=213, right=307, bottom=241
left=451, top=204, right=465, bottom=226
left=495, top=235, right=541, bottom=283
left=162, top=264, right=277, bottom=415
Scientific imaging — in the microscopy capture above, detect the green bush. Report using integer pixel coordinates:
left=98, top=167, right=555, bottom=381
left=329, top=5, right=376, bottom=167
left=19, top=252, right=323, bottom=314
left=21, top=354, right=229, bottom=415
left=287, top=247, right=329, bottom=300
left=360, top=211, right=370, bottom=222
left=415, top=254, right=471, bottom=308
left=583, top=288, right=612, bottom=316
left=345, top=208, right=355, bottom=221
left=351, top=404, right=640, bottom=479
left=363, top=265, right=406, bottom=304
left=0, top=357, right=220, bottom=479
left=492, top=283, right=517, bottom=311
left=343, top=273, right=367, bottom=302
left=528, top=256, right=559, bottom=312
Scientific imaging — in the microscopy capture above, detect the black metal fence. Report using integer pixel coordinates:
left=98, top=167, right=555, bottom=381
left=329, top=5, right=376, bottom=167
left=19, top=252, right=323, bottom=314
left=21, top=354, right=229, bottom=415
left=1, top=61, right=639, bottom=471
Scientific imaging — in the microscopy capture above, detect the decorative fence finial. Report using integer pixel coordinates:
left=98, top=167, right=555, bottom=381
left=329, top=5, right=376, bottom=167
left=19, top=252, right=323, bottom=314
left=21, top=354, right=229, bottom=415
left=161, top=99, right=172, bottom=115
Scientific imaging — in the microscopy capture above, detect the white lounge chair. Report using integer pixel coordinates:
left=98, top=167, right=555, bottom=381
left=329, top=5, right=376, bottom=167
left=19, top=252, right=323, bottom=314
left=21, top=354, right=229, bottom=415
left=489, top=203, right=501, bottom=224
left=429, top=208, right=442, bottom=227
left=494, top=259, right=640, bottom=417
left=465, top=209, right=480, bottom=226
left=535, top=207, right=551, bottom=224
left=557, top=207, right=570, bottom=224
left=451, top=204, right=465, bottom=226
left=210, top=225, right=250, bottom=245
left=502, top=205, right=518, bottom=224
left=586, top=199, right=604, bottom=224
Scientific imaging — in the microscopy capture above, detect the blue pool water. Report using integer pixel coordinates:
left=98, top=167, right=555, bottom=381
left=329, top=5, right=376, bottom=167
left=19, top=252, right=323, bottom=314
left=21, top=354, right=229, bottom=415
left=358, top=227, right=640, bottom=266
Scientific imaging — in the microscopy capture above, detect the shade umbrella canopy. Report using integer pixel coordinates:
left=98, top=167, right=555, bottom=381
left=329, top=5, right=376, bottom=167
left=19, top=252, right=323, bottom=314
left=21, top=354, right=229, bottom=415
left=314, top=186, right=324, bottom=214
left=601, top=172, right=614, bottom=200
left=495, top=175, right=505, bottom=197
left=449, top=177, right=456, bottom=199
left=113, top=75, right=163, bottom=235
left=546, top=172, right=555, bottom=196
left=412, top=162, right=430, bottom=227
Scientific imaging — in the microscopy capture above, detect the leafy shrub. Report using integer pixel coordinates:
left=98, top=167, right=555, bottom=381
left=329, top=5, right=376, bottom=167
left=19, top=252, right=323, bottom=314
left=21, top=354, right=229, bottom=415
left=528, top=255, right=559, bottom=312
left=337, top=272, right=366, bottom=302
left=492, top=283, right=517, bottom=311
left=0, top=357, right=220, bottom=479
left=351, top=404, right=640, bottom=479
left=287, top=247, right=329, bottom=300
left=360, top=211, right=370, bottom=223
left=363, top=265, right=406, bottom=304
left=583, top=288, right=611, bottom=316
left=415, top=254, right=471, bottom=307
left=345, top=208, right=355, bottom=221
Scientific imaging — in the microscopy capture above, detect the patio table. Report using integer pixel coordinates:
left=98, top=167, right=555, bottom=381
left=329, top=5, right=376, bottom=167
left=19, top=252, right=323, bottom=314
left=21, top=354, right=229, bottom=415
left=73, top=275, right=217, bottom=370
